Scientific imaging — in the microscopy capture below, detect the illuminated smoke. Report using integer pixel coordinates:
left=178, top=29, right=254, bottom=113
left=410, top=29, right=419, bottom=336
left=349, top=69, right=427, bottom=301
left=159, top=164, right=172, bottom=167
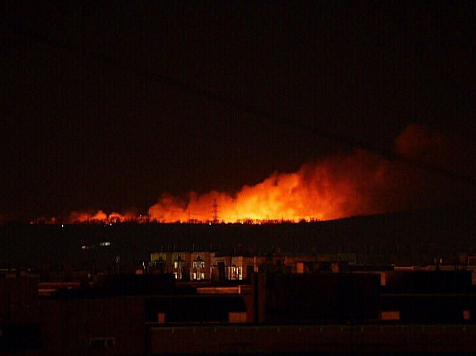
left=148, top=124, right=474, bottom=223
left=57, top=124, right=475, bottom=224
left=395, top=124, right=448, bottom=164
left=148, top=151, right=409, bottom=222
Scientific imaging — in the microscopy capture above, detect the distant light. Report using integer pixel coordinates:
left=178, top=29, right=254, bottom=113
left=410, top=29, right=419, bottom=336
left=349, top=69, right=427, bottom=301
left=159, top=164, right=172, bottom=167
left=100, top=241, right=111, bottom=247
left=61, top=224, right=64, bottom=228
left=209, top=222, right=211, bottom=225
left=109, top=223, right=112, bottom=226
left=81, top=245, right=89, bottom=250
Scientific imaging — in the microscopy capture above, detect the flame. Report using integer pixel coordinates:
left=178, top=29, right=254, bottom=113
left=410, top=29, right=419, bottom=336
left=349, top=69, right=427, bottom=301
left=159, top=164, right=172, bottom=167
left=68, top=210, right=139, bottom=224
left=29, top=124, right=474, bottom=225
left=147, top=150, right=413, bottom=223
left=147, top=124, right=474, bottom=223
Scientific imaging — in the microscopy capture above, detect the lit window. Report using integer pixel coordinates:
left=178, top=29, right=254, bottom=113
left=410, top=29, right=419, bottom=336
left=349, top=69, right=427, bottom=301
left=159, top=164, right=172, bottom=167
left=193, top=272, right=197, bottom=280
left=200, top=273, right=205, bottom=280
left=193, top=261, right=197, bottom=268
left=174, top=261, right=178, bottom=269
left=174, top=272, right=178, bottom=279
left=200, top=261, right=205, bottom=268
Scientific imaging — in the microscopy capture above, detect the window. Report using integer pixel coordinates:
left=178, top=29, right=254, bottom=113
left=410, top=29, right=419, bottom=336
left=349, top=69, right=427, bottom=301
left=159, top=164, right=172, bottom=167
left=173, top=261, right=178, bottom=269
left=193, top=260, right=205, bottom=269
left=174, top=272, right=178, bottom=279
left=200, top=272, right=205, bottom=280
left=230, top=266, right=237, bottom=280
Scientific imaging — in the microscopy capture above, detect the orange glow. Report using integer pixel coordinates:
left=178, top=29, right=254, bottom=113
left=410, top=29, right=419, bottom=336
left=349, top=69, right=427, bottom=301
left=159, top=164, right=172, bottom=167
left=147, top=150, right=410, bottom=223
left=68, top=210, right=138, bottom=224
left=34, top=124, right=470, bottom=225
left=147, top=124, right=471, bottom=223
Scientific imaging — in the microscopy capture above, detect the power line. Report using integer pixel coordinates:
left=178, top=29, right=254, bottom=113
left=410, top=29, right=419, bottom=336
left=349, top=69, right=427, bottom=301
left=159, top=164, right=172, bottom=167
left=2, top=22, right=476, bottom=187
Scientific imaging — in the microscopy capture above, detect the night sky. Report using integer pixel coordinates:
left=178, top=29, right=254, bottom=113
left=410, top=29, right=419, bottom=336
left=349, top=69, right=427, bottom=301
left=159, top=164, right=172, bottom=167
left=1, top=2, right=475, bottom=221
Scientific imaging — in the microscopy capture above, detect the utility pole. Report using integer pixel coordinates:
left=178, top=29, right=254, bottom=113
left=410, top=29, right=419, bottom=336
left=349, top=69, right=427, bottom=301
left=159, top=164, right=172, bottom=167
left=212, top=198, right=219, bottom=224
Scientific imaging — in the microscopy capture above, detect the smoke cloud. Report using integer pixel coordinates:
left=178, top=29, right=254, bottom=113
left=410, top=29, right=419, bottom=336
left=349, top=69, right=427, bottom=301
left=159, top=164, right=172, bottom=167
left=57, top=124, right=475, bottom=224
left=147, top=124, right=475, bottom=223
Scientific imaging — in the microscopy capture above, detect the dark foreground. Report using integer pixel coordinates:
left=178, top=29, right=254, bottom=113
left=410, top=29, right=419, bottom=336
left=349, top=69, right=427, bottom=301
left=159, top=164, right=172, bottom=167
left=147, top=324, right=476, bottom=355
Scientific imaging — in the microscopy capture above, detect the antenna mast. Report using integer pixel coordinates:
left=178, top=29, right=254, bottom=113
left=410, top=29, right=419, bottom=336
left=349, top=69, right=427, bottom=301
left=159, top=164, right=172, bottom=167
left=212, top=198, right=219, bottom=224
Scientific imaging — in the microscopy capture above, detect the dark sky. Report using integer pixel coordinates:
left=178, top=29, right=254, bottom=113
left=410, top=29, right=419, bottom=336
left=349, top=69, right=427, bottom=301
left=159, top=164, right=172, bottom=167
left=1, top=1, right=475, bottom=220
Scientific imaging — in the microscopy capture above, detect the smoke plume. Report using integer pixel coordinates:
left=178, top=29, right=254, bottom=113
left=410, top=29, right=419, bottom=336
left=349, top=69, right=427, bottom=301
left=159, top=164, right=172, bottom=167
left=58, top=124, right=475, bottom=224
left=147, top=124, right=475, bottom=223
